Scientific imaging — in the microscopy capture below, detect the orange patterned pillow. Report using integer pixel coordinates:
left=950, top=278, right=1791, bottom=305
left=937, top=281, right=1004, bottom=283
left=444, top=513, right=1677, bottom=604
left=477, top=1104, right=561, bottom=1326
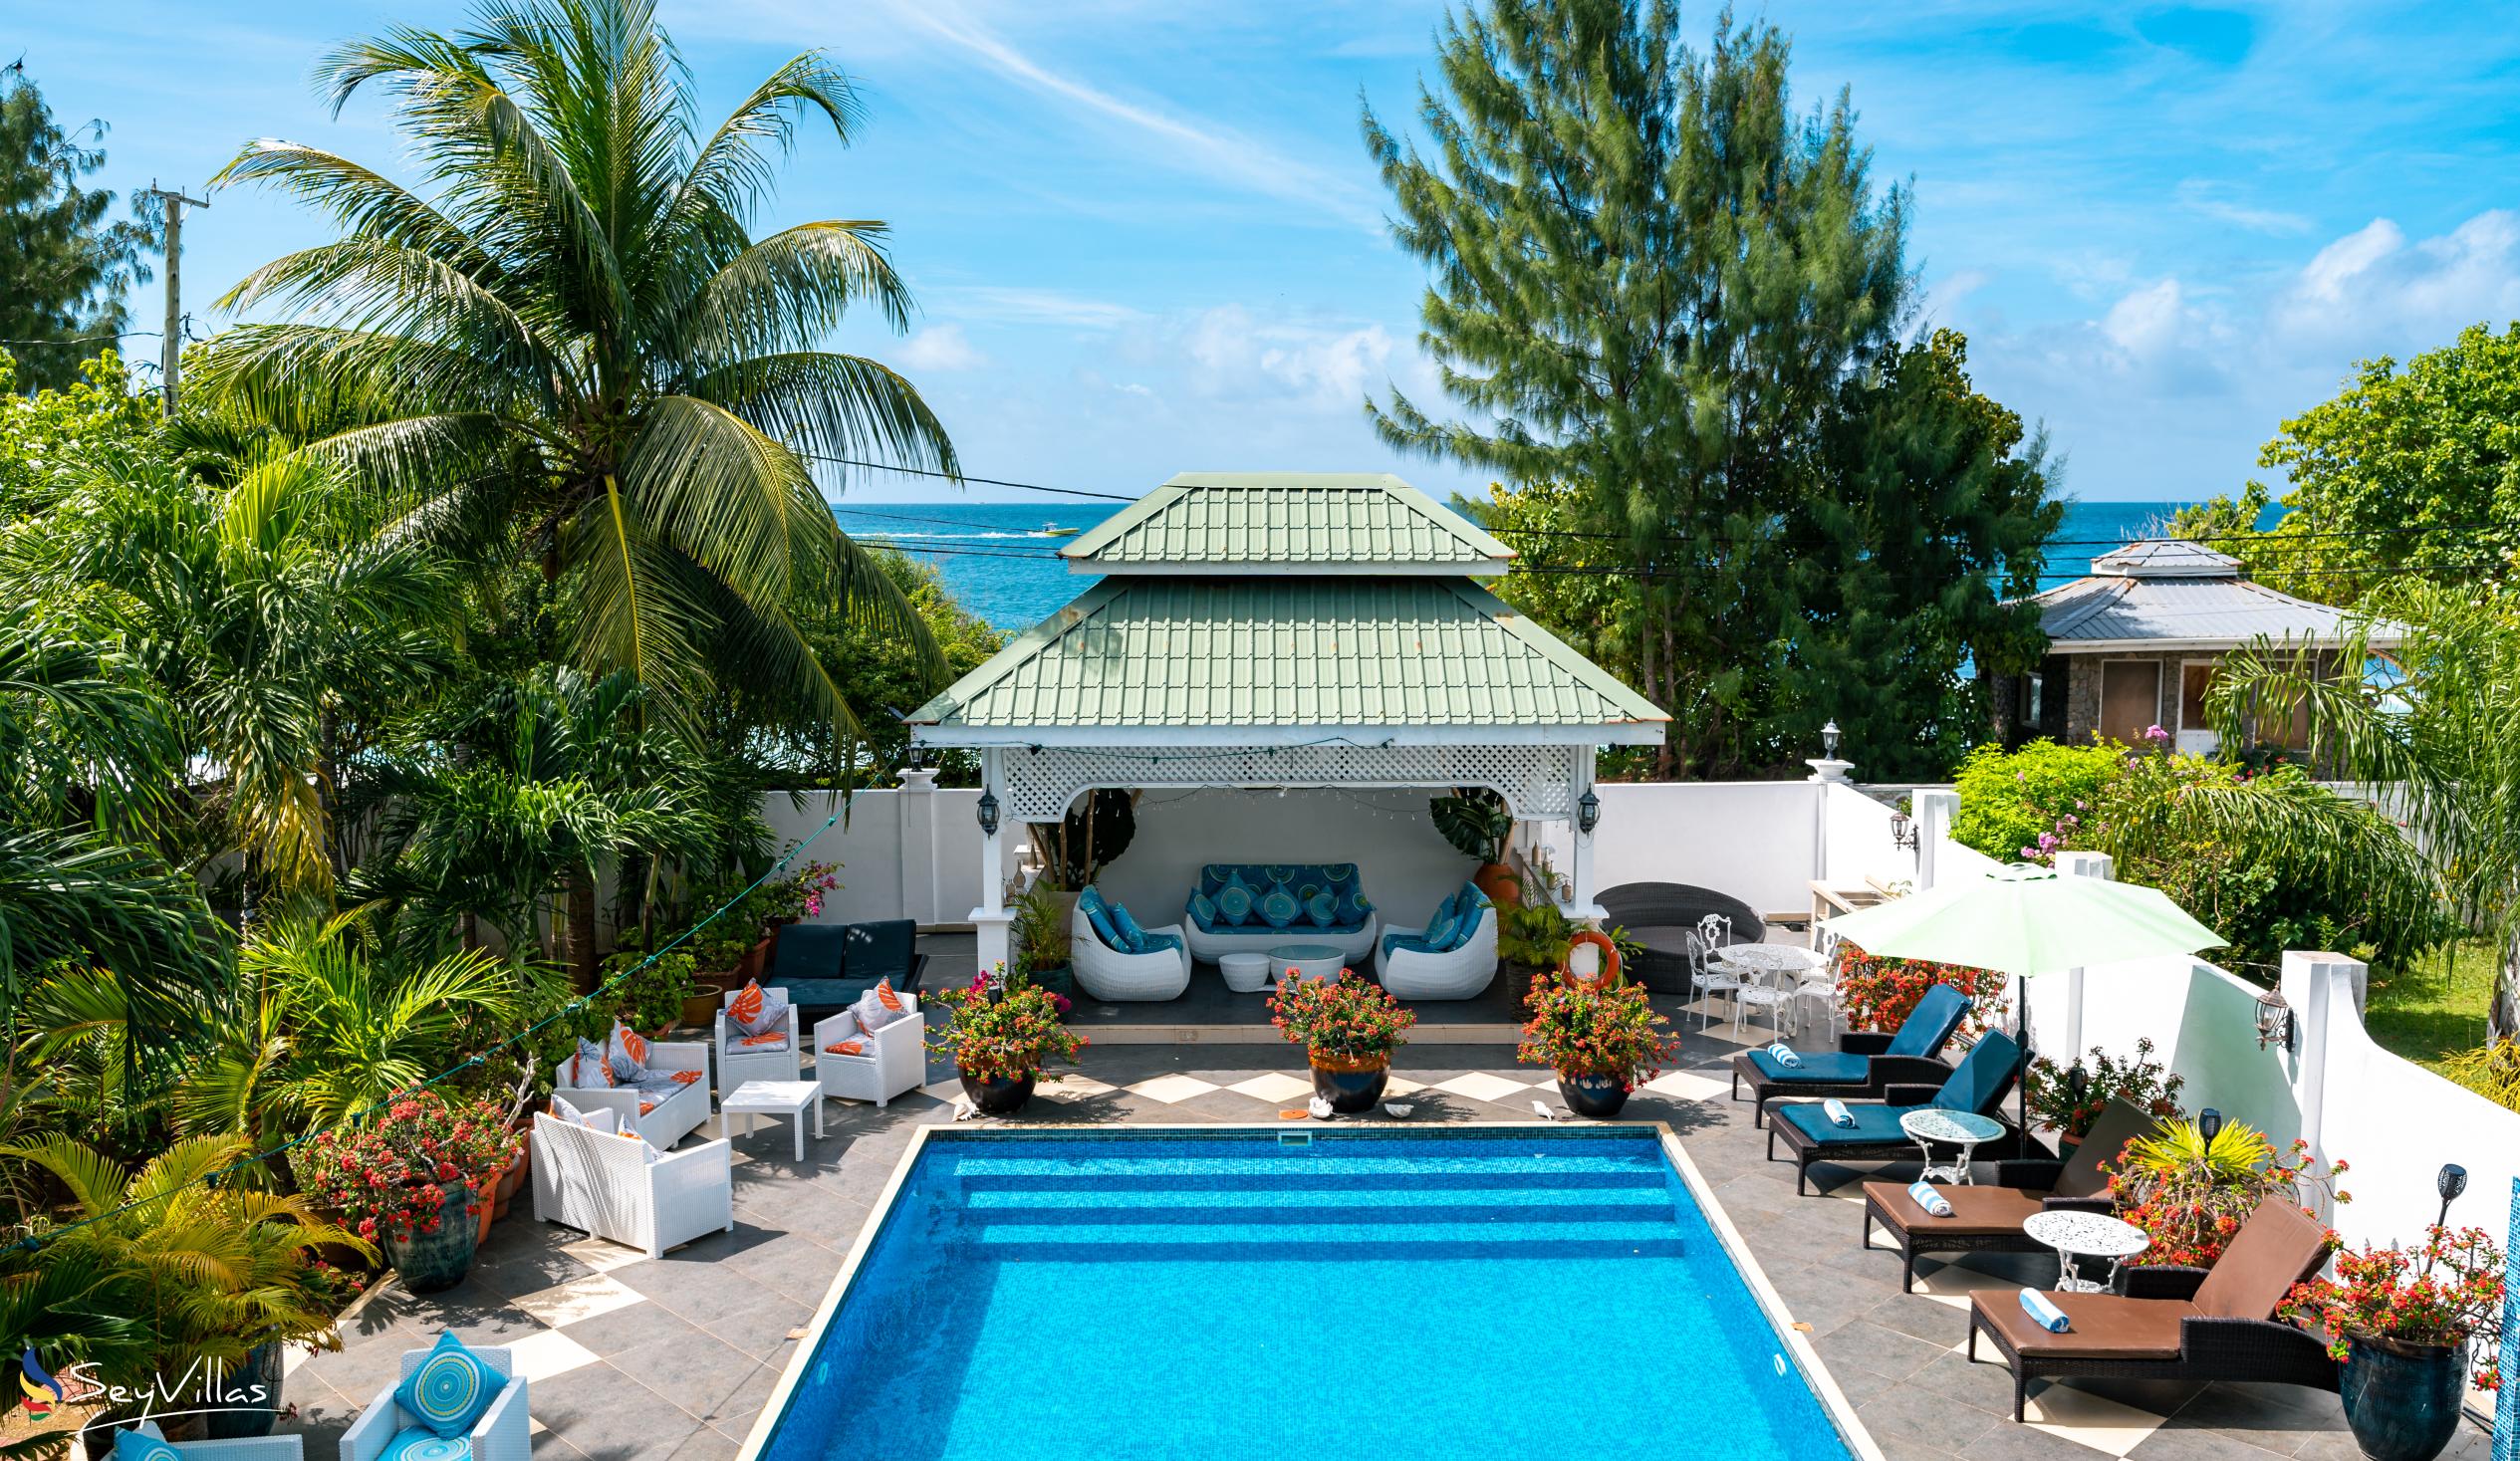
left=636, top=1099, right=657, bottom=1115
left=729, top=979, right=765, bottom=1026
left=668, top=1069, right=702, bottom=1086
left=823, top=1040, right=866, bottom=1057
left=738, top=1032, right=788, bottom=1048
left=873, top=978, right=903, bottom=1013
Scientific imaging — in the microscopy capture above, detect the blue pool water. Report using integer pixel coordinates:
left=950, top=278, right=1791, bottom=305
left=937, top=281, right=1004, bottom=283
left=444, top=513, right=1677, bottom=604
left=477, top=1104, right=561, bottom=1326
left=758, top=1129, right=1857, bottom=1461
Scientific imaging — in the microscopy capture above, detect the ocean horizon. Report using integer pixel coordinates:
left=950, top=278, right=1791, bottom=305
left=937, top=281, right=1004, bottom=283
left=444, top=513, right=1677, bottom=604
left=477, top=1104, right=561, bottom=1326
left=832, top=496, right=2260, bottom=632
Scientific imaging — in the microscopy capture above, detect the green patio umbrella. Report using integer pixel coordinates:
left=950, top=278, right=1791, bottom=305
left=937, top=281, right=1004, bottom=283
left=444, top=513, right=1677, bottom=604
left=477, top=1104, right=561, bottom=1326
left=1822, top=862, right=2226, bottom=1138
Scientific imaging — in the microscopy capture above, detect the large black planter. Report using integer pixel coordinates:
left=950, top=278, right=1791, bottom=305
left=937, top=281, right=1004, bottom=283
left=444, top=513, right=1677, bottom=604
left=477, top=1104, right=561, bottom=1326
left=1557, top=1071, right=1631, bottom=1118
left=960, top=1069, right=1037, bottom=1115
left=1310, top=1058, right=1388, bottom=1114
left=202, top=1341, right=284, bottom=1438
left=383, top=1184, right=478, bottom=1295
left=2339, top=1336, right=2466, bottom=1461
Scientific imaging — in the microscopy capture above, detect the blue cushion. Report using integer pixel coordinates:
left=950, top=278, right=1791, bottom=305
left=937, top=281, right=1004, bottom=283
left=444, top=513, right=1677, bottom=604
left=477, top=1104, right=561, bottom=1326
left=1085, top=901, right=1124, bottom=952
left=1109, top=902, right=1149, bottom=954
left=112, top=1433, right=182, bottom=1461
left=1416, top=905, right=1457, bottom=953
left=1441, top=902, right=1485, bottom=952
left=381, top=1429, right=476, bottom=1461
left=1775, top=1100, right=1915, bottom=1144
left=1304, top=891, right=1339, bottom=928
left=1216, top=874, right=1255, bottom=925
left=1258, top=883, right=1301, bottom=929
left=1382, top=931, right=1438, bottom=959
left=1747, top=1050, right=1873, bottom=1085
left=1136, top=931, right=1183, bottom=956
left=1932, top=1031, right=2023, bottom=1115
left=1077, top=885, right=1104, bottom=915
left=1188, top=890, right=1218, bottom=929
left=1885, top=984, right=1970, bottom=1060
left=394, top=1332, right=507, bottom=1438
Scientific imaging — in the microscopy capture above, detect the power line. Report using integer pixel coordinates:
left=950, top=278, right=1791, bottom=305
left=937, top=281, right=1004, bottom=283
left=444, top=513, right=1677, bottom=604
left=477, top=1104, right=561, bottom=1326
left=0, top=329, right=165, bottom=347
left=798, top=451, right=1136, bottom=502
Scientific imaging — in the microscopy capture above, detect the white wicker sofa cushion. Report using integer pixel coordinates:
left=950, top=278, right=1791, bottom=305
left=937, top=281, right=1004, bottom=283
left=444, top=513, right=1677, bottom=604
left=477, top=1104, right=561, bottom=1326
left=549, top=1096, right=617, bottom=1134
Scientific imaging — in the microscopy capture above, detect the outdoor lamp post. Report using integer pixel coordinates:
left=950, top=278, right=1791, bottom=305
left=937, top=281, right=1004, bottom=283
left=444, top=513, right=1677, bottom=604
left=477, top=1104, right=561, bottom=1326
left=1821, top=720, right=1841, bottom=758
left=976, top=789, right=1000, bottom=837
left=2198, top=1107, right=2223, bottom=1142
left=1577, top=788, right=1601, bottom=835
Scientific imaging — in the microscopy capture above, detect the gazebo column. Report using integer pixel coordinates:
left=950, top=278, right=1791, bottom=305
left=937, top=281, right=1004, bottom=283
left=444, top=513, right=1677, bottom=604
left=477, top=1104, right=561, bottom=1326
left=1568, top=746, right=1603, bottom=923
left=971, top=747, right=1014, bottom=980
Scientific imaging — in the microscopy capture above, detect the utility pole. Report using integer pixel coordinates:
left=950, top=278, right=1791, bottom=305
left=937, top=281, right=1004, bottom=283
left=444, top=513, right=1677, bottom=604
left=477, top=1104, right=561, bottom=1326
left=135, top=182, right=208, bottom=418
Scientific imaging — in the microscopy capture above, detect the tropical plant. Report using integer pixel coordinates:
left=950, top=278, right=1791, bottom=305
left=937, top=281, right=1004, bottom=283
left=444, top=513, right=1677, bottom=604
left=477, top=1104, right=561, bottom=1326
left=0, top=73, right=158, bottom=391
left=2283, top=1226, right=2505, bottom=1386
left=1949, top=739, right=2121, bottom=867
left=925, top=972, right=1085, bottom=1082
left=2022, top=1037, right=2185, bottom=1140
left=2104, top=1117, right=2346, bottom=1269
left=2212, top=583, right=2520, bottom=1042
left=287, top=1091, right=515, bottom=1246
left=1517, top=976, right=1674, bottom=1087
left=5, top=1134, right=373, bottom=1389
left=602, top=947, right=700, bottom=1037
left=1833, top=941, right=2009, bottom=1039
left=1268, top=973, right=1418, bottom=1066
left=756, top=860, right=841, bottom=923
left=1008, top=880, right=1072, bottom=977
left=199, top=0, right=958, bottom=753
left=2437, top=1039, right=2520, bottom=1114
left=1428, top=787, right=1512, bottom=864
left=173, top=911, right=524, bottom=1138
left=1032, top=789, right=1134, bottom=890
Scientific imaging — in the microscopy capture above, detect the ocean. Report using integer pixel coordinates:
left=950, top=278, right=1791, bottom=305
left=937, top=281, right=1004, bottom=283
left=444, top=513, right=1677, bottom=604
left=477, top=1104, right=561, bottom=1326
left=830, top=497, right=2250, bottom=632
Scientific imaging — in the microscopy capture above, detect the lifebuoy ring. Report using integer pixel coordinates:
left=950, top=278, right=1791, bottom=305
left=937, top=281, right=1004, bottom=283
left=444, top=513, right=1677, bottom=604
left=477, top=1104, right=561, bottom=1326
left=1562, top=929, right=1623, bottom=990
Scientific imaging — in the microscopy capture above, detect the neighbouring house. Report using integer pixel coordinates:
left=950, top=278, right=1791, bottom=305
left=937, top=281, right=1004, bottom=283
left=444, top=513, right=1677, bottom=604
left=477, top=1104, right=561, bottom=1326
left=1988, top=538, right=2400, bottom=756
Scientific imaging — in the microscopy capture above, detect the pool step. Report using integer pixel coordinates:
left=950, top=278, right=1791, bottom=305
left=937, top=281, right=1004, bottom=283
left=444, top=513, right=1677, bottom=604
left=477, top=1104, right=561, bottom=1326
left=961, top=1217, right=1686, bottom=1260
left=939, top=1152, right=1664, bottom=1182
left=961, top=1184, right=1675, bottom=1226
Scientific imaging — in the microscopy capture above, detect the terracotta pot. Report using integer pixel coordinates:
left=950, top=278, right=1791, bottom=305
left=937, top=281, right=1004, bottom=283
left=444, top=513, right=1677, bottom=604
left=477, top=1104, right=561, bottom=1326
left=382, top=1184, right=478, bottom=1295
left=959, top=1068, right=1036, bottom=1115
left=1309, top=1053, right=1389, bottom=1113
left=486, top=1147, right=530, bottom=1222
left=2339, top=1335, right=2466, bottom=1461
left=678, top=991, right=723, bottom=1030
left=1557, top=1070, right=1631, bottom=1118
left=736, top=935, right=772, bottom=981
left=1472, top=862, right=1522, bottom=907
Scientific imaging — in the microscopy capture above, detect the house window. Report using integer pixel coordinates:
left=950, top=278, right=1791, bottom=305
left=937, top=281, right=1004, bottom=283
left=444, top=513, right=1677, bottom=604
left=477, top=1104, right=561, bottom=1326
left=2099, top=660, right=2161, bottom=746
left=2023, top=672, right=2045, bottom=728
left=2176, top=661, right=2220, bottom=755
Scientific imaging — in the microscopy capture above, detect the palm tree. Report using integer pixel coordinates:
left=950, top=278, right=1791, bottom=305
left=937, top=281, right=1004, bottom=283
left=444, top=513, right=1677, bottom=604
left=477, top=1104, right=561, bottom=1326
left=199, top=0, right=956, bottom=749
left=2210, top=580, right=2520, bottom=1042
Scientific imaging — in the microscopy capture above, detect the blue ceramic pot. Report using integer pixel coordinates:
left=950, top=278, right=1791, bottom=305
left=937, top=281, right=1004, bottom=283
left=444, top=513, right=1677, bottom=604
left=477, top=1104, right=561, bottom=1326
left=1310, top=1058, right=1388, bottom=1113
left=2339, top=1336, right=2465, bottom=1461
left=1558, top=1071, right=1631, bottom=1118
left=961, top=1069, right=1036, bottom=1115
left=383, top=1184, right=478, bottom=1295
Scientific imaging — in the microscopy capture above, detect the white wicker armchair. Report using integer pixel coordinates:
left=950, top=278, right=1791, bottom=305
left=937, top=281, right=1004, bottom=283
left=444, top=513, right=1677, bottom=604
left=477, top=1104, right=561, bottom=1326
left=1070, top=901, right=1191, bottom=1002
left=117, top=1422, right=302, bottom=1460
left=812, top=995, right=925, bottom=1106
left=1373, top=903, right=1501, bottom=1000
left=529, top=1112, right=733, bottom=1258
left=342, top=1343, right=529, bottom=1461
left=714, top=988, right=803, bottom=1091
left=549, top=1040, right=711, bottom=1150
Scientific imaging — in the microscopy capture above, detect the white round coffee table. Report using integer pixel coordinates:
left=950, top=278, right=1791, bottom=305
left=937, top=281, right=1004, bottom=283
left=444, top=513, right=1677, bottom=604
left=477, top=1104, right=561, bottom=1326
left=1269, top=943, right=1346, bottom=985
left=2022, top=1210, right=2150, bottom=1293
left=1218, top=951, right=1272, bottom=993
left=1898, top=1107, right=2005, bottom=1185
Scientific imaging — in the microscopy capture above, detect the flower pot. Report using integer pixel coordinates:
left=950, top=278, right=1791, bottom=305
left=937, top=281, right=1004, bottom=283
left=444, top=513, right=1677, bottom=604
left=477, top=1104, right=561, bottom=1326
left=1557, top=1070, right=1631, bottom=1118
left=1027, top=965, right=1076, bottom=1000
left=959, top=1068, right=1036, bottom=1115
left=736, top=936, right=772, bottom=981
left=1309, top=1054, right=1389, bottom=1113
left=2338, top=1336, right=2467, bottom=1461
left=678, top=991, right=723, bottom=1029
left=200, top=1340, right=284, bottom=1438
left=383, top=1184, right=479, bottom=1295
left=1472, top=861, right=1522, bottom=907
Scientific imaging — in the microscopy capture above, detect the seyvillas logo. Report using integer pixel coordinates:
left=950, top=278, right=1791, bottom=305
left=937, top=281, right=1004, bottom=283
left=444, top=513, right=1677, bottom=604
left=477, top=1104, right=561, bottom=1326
left=17, top=1348, right=64, bottom=1417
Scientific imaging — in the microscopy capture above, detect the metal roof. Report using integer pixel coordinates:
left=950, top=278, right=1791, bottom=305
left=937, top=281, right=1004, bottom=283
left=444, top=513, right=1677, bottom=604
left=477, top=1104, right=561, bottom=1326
left=2026, top=559, right=2402, bottom=652
left=907, top=575, right=1668, bottom=743
left=1059, top=472, right=1515, bottom=574
left=2091, top=539, right=2244, bottom=579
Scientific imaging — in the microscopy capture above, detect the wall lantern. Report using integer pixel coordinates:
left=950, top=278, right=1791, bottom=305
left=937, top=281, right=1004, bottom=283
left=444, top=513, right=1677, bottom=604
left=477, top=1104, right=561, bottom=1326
left=2252, top=988, right=2295, bottom=1052
left=1820, top=719, right=1841, bottom=758
left=1888, top=810, right=1919, bottom=852
left=975, top=789, right=1001, bottom=838
left=1576, top=788, right=1602, bottom=836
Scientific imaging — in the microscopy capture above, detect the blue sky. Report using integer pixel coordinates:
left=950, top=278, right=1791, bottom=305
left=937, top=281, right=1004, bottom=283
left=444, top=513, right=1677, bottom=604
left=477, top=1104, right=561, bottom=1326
left=21, top=1, right=2520, bottom=504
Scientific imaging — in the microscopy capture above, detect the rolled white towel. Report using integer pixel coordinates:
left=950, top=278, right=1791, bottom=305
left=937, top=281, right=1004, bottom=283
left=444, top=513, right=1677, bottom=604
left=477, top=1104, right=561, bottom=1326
left=2019, top=1288, right=2070, bottom=1334
left=1822, top=1097, right=1857, bottom=1127
left=1906, top=1180, right=1953, bottom=1218
left=1766, top=1042, right=1802, bottom=1069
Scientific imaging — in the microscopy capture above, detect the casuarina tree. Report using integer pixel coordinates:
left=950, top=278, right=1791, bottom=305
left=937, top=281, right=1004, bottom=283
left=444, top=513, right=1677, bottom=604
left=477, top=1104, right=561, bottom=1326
left=0, top=67, right=158, bottom=392
left=1367, top=2, right=2054, bottom=778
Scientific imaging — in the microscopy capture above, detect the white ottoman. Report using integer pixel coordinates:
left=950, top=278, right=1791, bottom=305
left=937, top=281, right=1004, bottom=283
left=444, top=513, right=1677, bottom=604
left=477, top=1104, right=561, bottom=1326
left=1218, top=951, right=1272, bottom=993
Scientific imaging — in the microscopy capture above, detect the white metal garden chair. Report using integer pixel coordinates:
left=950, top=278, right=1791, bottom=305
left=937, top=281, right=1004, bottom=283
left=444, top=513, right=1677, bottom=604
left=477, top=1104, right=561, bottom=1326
left=1689, top=913, right=1743, bottom=1030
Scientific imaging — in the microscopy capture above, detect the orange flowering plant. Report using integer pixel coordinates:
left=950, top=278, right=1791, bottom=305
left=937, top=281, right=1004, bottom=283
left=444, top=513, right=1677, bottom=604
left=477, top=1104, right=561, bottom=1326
left=1517, top=975, right=1675, bottom=1089
left=927, top=969, right=1086, bottom=1081
left=290, top=1091, right=519, bottom=1244
left=1833, top=940, right=2009, bottom=1038
left=2102, top=1116, right=2347, bottom=1269
left=2281, top=1227, right=2504, bottom=1387
left=1270, top=971, right=1417, bottom=1064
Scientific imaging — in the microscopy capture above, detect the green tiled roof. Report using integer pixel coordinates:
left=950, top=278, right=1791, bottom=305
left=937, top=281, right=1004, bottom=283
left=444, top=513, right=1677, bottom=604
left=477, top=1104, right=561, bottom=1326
left=1060, top=472, right=1513, bottom=572
left=909, top=576, right=1666, bottom=736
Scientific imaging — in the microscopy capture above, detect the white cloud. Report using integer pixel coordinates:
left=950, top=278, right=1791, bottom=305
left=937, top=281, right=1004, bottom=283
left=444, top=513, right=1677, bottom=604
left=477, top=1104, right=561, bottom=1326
left=2173, top=180, right=2313, bottom=236
left=1181, top=304, right=1401, bottom=411
left=2100, top=278, right=2189, bottom=360
left=1916, top=268, right=1992, bottom=329
left=894, top=324, right=988, bottom=371
left=930, top=286, right=1146, bottom=330
left=2268, top=211, right=2520, bottom=351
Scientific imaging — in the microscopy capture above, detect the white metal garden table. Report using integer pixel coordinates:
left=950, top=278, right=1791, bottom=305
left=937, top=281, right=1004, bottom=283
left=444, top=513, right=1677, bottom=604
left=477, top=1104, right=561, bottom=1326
left=1897, top=1107, right=2006, bottom=1185
left=2022, top=1210, right=2151, bottom=1293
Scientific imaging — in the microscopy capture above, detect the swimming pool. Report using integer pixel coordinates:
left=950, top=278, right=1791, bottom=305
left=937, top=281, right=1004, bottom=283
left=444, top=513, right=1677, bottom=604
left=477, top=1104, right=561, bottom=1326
left=750, top=1126, right=1869, bottom=1461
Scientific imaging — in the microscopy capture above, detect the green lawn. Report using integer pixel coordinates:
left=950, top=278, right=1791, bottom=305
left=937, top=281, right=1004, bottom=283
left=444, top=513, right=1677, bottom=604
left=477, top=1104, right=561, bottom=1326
left=2365, top=939, right=2498, bottom=1075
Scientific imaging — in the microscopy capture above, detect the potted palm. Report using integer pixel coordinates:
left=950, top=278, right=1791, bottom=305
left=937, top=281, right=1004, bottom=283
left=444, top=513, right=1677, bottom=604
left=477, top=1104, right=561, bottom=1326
left=292, top=1091, right=516, bottom=1294
left=1429, top=787, right=1521, bottom=905
left=2282, top=1226, right=2503, bottom=1461
left=1269, top=972, right=1417, bottom=1112
left=2103, top=1116, right=2347, bottom=1268
left=928, top=969, right=1087, bottom=1115
left=1516, top=974, right=1675, bottom=1117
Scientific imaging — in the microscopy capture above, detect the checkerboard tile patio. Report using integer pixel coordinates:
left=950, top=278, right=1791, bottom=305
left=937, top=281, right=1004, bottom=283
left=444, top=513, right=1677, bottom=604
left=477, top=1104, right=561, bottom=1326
left=269, top=1014, right=2497, bottom=1461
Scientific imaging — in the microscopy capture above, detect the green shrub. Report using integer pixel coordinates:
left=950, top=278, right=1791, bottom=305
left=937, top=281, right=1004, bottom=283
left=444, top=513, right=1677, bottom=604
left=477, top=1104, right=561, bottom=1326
left=1948, top=739, right=2122, bottom=863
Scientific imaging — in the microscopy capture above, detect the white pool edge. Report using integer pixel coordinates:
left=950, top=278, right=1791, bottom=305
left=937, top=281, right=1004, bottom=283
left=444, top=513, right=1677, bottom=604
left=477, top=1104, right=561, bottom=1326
left=740, top=1120, right=1887, bottom=1461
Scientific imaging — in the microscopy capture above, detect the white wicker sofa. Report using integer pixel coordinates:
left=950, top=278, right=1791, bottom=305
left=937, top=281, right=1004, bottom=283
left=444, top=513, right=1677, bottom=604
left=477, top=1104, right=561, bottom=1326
left=1071, top=888, right=1191, bottom=1002
left=812, top=994, right=926, bottom=1106
left=1374, top=884, right=1501, bottom=1000
left=714, top=986, right=803, bottom=1091
left=529, top=1111, right=733, bottom=1258
left=550, top=1040, right=712, bottom=1150
left=1180, top=862, right=1380, bottom=963
left=342, top=1343, right=530, bottom=1461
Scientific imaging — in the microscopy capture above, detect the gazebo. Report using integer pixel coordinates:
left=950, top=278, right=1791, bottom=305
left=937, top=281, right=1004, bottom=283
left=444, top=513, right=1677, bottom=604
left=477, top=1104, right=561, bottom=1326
left=906, top=472, right=1669, bottom=983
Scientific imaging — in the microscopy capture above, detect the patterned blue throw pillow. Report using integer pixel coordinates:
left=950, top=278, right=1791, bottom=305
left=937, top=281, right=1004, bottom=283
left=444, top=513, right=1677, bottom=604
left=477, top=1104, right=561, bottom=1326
left=1259, top=882, right=1301, bottom=929
left=1189, top=889, right=1218, bottom=928
left=1304, top=891, right=1339, bottom=928
left=1109, top=902, right=1149, bottom=954
left=1216, top=874, right=1255, bottom=926
left=111, top=1431, right=183, bottom=1461
left=394, top=1331, right=507, bottom=1439
left=382, top=1430, right=476, bottom=1461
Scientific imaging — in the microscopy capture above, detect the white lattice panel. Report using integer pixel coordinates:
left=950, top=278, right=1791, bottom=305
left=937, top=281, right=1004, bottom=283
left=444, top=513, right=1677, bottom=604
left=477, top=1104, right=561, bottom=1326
left=999, top=743, right=1576, bottom=822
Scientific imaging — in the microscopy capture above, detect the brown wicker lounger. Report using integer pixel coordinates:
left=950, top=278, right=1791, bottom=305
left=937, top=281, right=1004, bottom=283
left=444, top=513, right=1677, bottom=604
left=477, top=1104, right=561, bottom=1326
left=1859, top=1100, right=2150, bottom=1292
left=1965, top=1194, right=2340, bottom=1421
